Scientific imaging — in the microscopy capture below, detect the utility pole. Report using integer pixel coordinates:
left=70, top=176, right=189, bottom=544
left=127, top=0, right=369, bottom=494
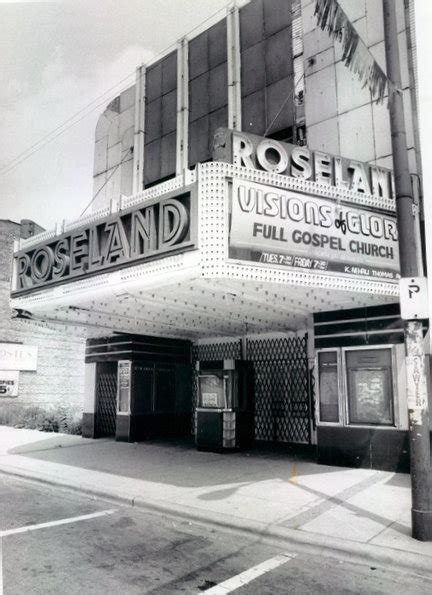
left=383, top=0, right=432, bottom=541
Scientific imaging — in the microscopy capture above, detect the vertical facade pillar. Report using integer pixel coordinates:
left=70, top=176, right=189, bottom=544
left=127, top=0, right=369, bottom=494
left=227, top=3, right=242, bottom=131
left=132, top=64, right=146, bottom=195
left=176, top=37, right=189, bottom=175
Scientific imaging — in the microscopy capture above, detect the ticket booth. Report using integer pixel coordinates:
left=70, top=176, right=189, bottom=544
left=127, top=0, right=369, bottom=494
left=196, top=359, right=254, bottom=451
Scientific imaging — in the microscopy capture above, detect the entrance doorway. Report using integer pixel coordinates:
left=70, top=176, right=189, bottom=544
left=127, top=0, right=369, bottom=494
left=247, top=336, right=311, bottom=444
left=192, top=335, right=312, bottom=445
left=95, top=362, right=117, bottom=438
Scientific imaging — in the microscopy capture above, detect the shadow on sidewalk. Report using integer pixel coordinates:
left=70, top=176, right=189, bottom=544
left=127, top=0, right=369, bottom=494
left=11, top=434, right=388, bottom=490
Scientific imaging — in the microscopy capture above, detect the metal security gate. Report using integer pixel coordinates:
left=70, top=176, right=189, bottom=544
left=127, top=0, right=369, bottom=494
left=191, top=337, right=311, bottom=444
left=95, top=362, right=117, bottom=438
left=247, top=335, right=311, bottom=444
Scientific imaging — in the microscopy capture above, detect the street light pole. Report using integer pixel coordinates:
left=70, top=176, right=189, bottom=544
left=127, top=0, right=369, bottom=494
left=383, top=0, right=432, bottom=541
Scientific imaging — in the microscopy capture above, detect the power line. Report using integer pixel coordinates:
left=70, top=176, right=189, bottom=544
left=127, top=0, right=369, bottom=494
left=0, top=87, right=134, bottom=178
left=79, top=149, right=133, bottom=217
left=263, top=72, right=306, bottom=138
left=0, top=0, right=236, bottom=179
left=0, top=72, right=137, bottom=176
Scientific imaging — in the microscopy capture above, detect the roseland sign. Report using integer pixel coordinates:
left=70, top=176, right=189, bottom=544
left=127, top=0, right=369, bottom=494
left=214, top=129, right=395, bottom=201
left=13, top=189, right=196, bottom=295
left=229, top=180, right=400, bottom=280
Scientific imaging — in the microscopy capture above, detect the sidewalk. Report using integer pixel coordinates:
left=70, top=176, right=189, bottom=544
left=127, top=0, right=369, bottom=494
left=1, top=426, right=432, bottom=576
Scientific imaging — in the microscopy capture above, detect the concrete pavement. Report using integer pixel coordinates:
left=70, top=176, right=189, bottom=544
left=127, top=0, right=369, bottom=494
left=1, top=426, right=432, bottom=577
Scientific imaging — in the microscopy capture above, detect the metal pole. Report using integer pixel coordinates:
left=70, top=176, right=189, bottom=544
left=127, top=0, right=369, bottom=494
left=383, top=0, right=432, bottom=541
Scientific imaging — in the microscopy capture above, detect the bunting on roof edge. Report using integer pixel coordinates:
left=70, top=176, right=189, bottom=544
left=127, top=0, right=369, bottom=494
left=314, top=0, right=388, bottom=103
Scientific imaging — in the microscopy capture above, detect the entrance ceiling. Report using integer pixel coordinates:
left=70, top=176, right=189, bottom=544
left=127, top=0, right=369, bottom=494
left=27, top=276, right=397, bottom=340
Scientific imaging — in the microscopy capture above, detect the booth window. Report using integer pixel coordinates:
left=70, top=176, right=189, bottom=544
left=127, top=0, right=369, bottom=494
left=345, top=349, right=394, bottom=426
left=316, top=347, right=396, bottom=427
left=317, top=351, right=339, bottom=423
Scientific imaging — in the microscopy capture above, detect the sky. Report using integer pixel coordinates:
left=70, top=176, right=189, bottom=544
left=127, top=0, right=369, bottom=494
left=0, top=0, right=232, bottom=229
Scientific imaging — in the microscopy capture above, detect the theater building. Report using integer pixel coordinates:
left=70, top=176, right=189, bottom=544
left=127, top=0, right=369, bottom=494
left=9, top=0, right=427, bottom=470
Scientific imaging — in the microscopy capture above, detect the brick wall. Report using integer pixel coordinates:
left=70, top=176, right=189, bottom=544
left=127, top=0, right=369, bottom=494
left=0, top=220, right=85, bottom=415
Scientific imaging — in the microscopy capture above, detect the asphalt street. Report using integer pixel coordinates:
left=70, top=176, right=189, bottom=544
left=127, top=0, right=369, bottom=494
left=1, top=474, right=431, bottom=595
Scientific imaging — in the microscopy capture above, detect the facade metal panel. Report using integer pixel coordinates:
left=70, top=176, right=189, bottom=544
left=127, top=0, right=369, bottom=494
left=263, top=0, right=292, bottom=38
left=241, top=42, right=266, bottom=97
left=208, top=19, right=228, bottom=68
left=239, top=0, right=264, bottom=51
left=143, top=138, right=161, bottom=185
left=162, top=90, right=177, bottom=136
left=189, top=31, right=209, bottom=80
left=145, top=98, right=162, bottom=144
left=162, top=51, right=177, bottom=95
left=265, top=27, right=293, bottom=85
left=241, top=89, right=266, bottom=135
left=146, top=62, right=162, bottom=103
left=189, top=115, right=210, bottom=166
left=266, top=77, right=296, bottom=134
left=209, top=106, right=228, bottom=145
left=209, top=63, right=228, bottom=112
left=189, top=72, right=209, bottom=122
left=160, top=132, right=177, bottom=178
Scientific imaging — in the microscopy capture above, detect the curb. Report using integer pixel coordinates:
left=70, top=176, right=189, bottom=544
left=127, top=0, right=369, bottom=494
left=1, top=462, right=432, bottom=578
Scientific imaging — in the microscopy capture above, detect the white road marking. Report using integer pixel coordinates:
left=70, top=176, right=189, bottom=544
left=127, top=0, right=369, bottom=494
left=0, top=509, right=117, bottom=537
left=203, top=552, right=296, bottom=594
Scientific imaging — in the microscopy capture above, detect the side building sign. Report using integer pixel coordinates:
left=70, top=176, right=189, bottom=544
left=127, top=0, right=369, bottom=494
left=0, top=343, right=38, bottom=398
left=12, top=189, right=196, bottom=295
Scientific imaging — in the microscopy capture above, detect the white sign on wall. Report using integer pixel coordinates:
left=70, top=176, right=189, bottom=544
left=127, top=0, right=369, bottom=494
left=0, top=344, right=38, bottom=371
left=0, top=371, right=19, bottom=397
left=229, top=179, right=400, bottom=280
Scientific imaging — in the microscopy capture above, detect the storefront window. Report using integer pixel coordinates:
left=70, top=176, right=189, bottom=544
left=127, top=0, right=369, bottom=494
left=345, top=349, right=394, bottom=426
left=318, top=351, right=339, bottom=422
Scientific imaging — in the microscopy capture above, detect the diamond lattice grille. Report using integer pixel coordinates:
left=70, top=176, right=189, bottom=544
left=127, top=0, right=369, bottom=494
left=95, top=370, right=117, bottom=437
left=247, top=336, right=310, bottom=444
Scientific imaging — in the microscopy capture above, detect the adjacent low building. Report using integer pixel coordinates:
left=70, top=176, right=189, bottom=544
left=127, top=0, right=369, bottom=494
left=1, top=219, right=85, bottom=421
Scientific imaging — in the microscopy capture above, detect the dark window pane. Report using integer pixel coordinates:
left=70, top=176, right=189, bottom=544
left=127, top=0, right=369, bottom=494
left=209, top=19, right=227, bottom=68
left=346, top=349, right=394, bottom=425
left=145, top=98, right=162, bottom=144
left=264, top=0, right=292, bottom=38
left=189, top=30, right=209, bottom=80
left=160, top=132, right=177, bottom=179
left=242, top=89, right=266, bottom=135
left=133, top=365, right=154, bottom=414
left=161, top=90, right=177, bottom=136
left=239, top=0, right=264, bottom=51
left=266, top=77, right=295, bottom=135
left=209, top=106, right=228, bottom=143
left=155, top=367, right=176, bottom=412
left=189, top=72, right=210, bottom=122
left=209, top=63, right=228, bottom=112
left=241, top=42, right=266, bottom=97
left=146, top=62, right=162, bottom=102
left=162, top=51, right=177, bottom=95
left=318, top=351, right=339, bottom=423
left=265, top=27, right=293, bottom=85
left=144, top=138, right=161, bottom=185
left=189, top=115, right=210, bottom=166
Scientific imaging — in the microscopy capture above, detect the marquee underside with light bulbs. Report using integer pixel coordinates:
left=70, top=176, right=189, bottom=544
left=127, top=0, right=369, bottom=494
left=10, top=129, right=399, bottom=340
